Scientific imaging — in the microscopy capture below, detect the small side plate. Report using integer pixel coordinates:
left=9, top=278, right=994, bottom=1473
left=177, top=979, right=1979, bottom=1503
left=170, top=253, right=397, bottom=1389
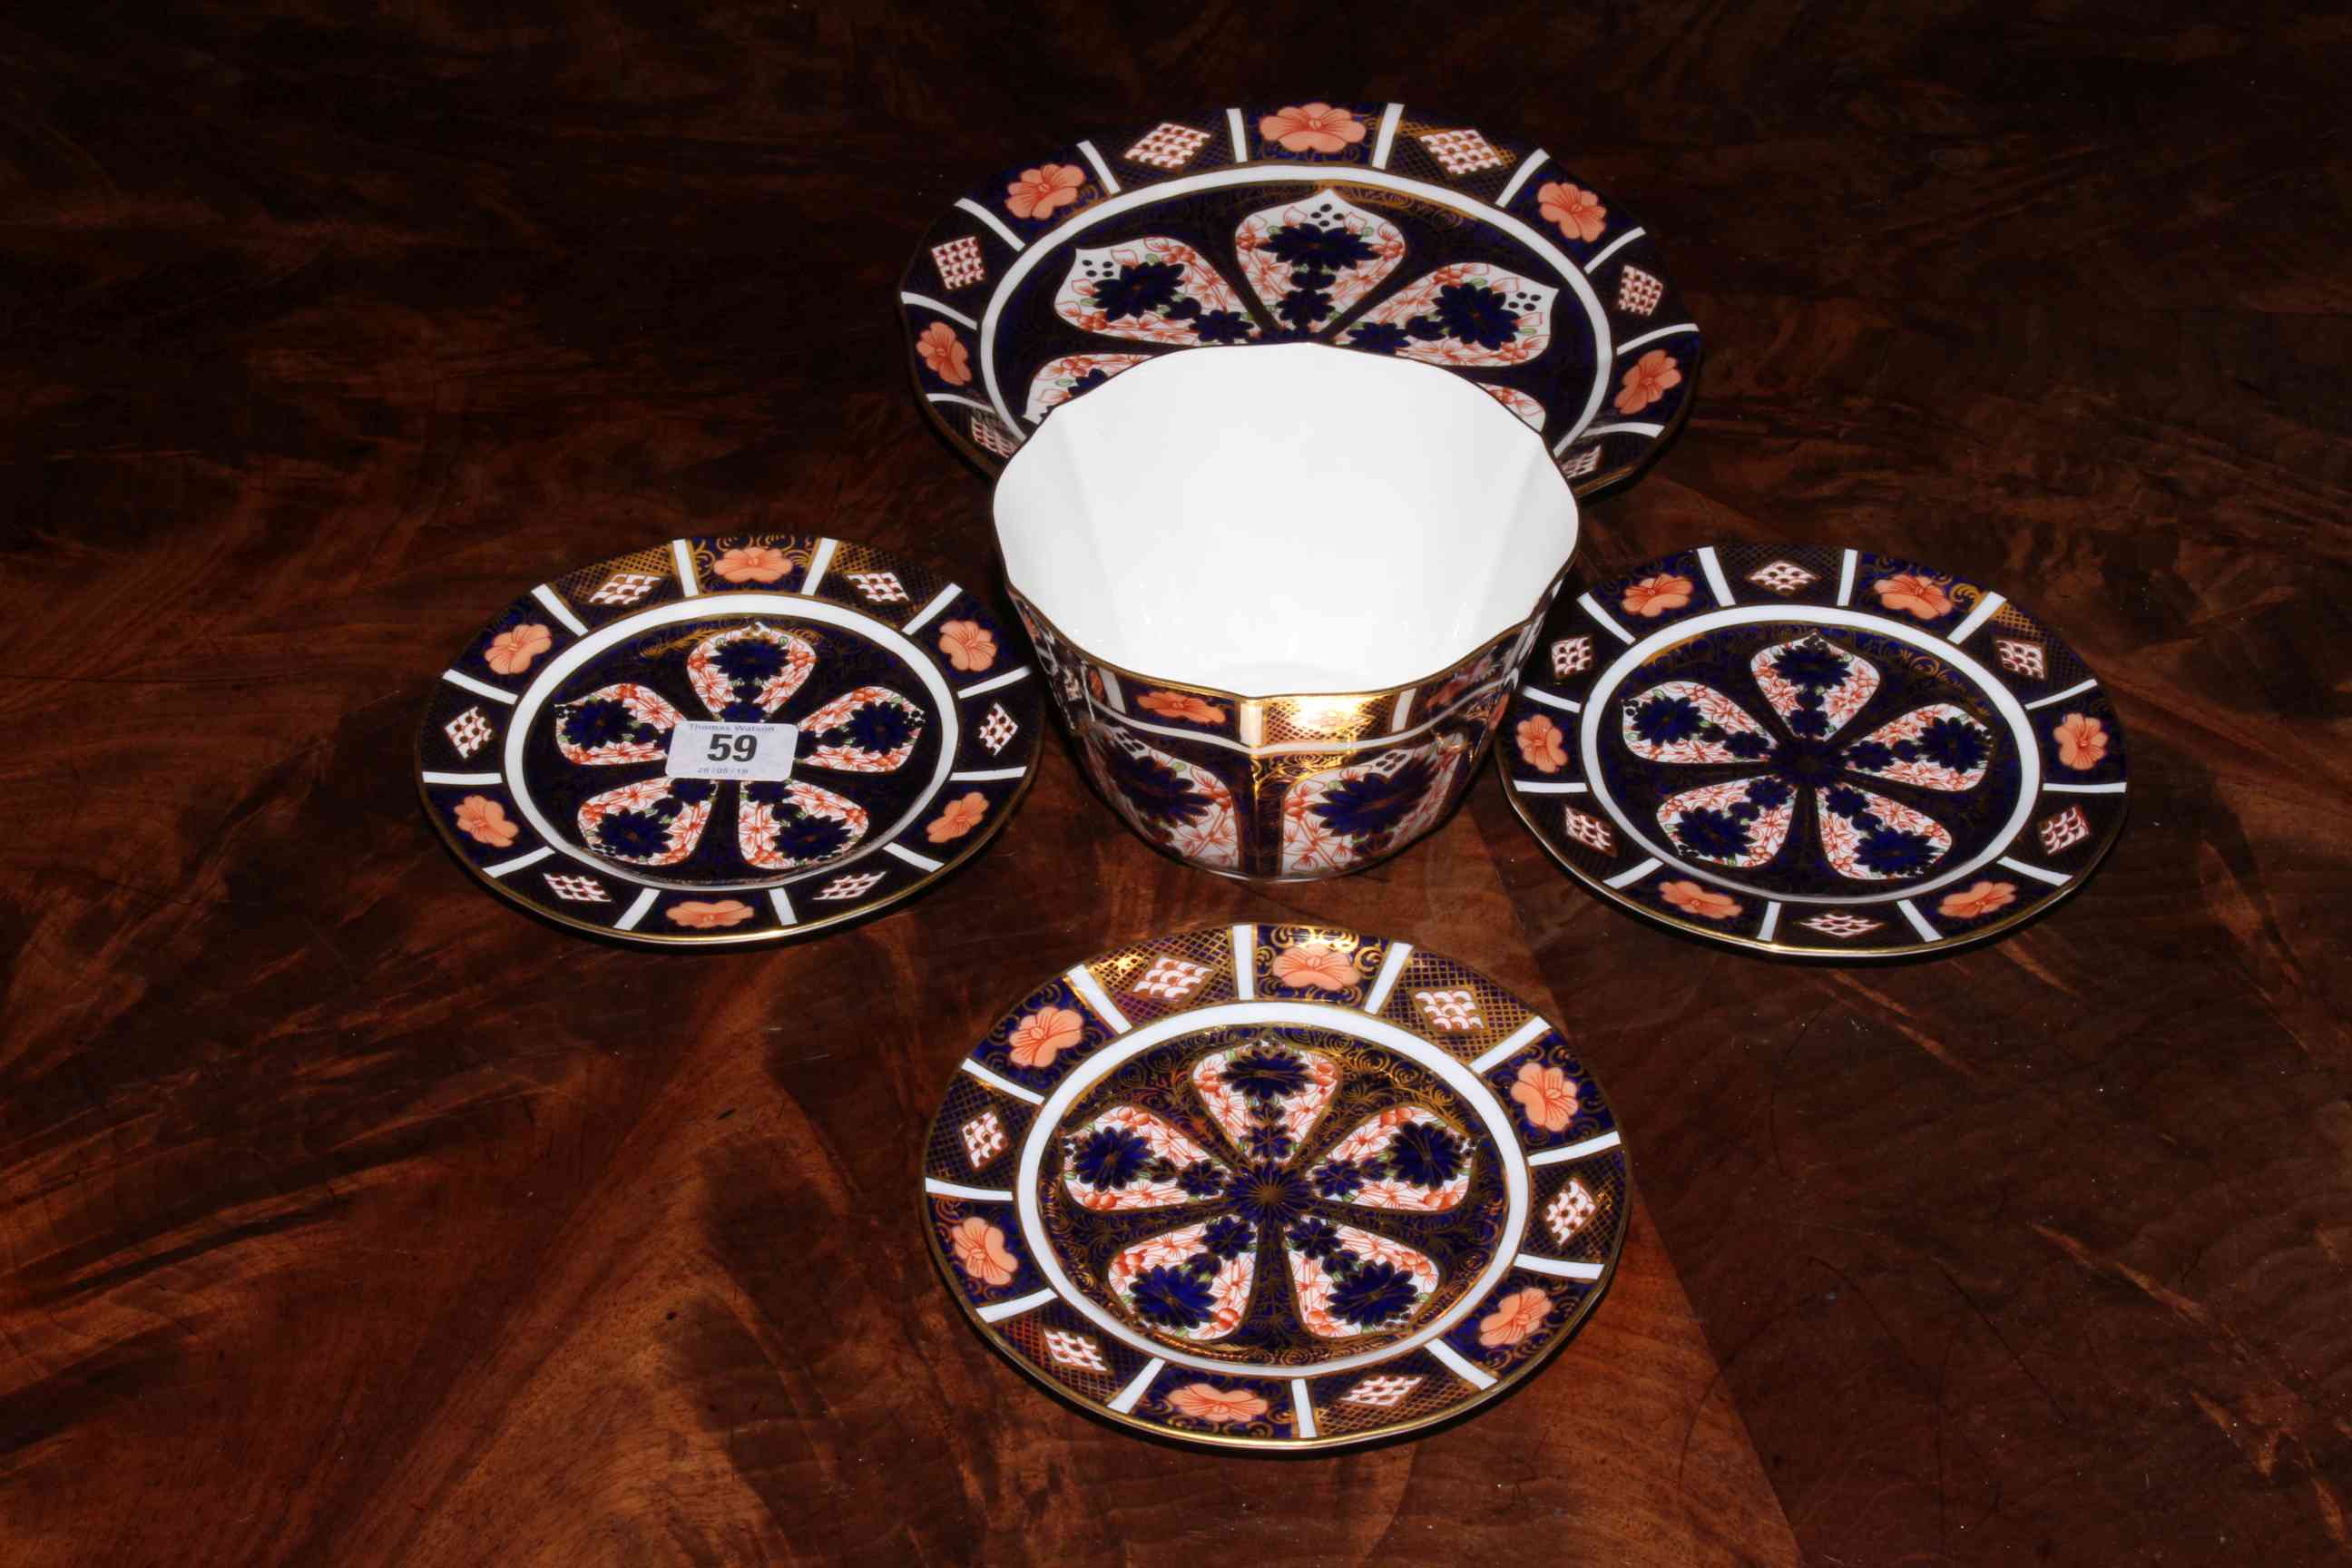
left=1499, top=544, right=2128, bottom=958
left=921, top=923, right=1631, bottom=1449
left=416, top=534, right=1043, bottom=945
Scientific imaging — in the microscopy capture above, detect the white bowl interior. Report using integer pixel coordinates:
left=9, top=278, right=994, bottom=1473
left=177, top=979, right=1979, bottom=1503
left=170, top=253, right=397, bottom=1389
left=994, top=343, right=1579, bottom=697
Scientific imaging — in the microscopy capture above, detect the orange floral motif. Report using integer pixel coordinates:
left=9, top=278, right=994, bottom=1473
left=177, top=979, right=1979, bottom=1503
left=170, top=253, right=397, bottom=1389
left=1259, top=102, right=1366, bottom=154
left=915, top=321, right=972, bottom=385
left=1937, top=880, right=2018, bottom=920
left=947, top=1216, right=1019, bottom=1287
left=1008, top=1005, right=1085, bottom=1068
left=1477, top=1286, right=1553, bottom=1348
left=936, top=618, right=997, bottom=672
left=1515, top=713, right=1568, bottom=773
left=926, top=790, right=990, bottom=845
left=713, top=544, right=792, bottom=584
left=1510, top=1063, right=1579, bottom=1132
left=1272, top=942, right=1354, bottom=992
left=1004, top=163, right=1085, bottom=220
left=2053, top=712, right=2109, bottom=770
left=484, top=623, right=553, bottom=675
left=668, top=898, right=756, bottom=930
left=1166, top=1383, right=1269, bottom=1423
left=1613, top=349, right=1682, bottom=415
left=1138, top=689, right=1228, bottom=725
left=1622, top=573, right=1694, bottom=618
left=1873, top=573, right=1954, bottom=621
left=1536, top=181, right=1607, bottom=243
left=1660, top=879, right=1742, bottom=921
left=453, top=794, right=519, bottom=848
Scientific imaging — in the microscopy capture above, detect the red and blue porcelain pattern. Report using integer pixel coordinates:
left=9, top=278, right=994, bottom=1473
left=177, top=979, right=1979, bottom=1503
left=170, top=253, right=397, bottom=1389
left=921, top=924, right=1632, bottom=1449
left=1014, top=586, right=1552, bottom=880
left=898, top=99, right=1700, bottom=496
left=415, top=535, right=1044, bottom=945
left=1501, top=545, right=2130, bottom=957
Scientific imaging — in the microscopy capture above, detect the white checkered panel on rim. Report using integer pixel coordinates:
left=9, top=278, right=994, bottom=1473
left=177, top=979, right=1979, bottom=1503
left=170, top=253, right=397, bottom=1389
left=1413, top=990, right=1484, bottom=1032
left=969, top=413, right=1020, bottom=458
left=1559, top=445, right=1601, bottom=480
left=1799, top=912, right=1881, bottom=938
left=1417, top=129, right=1504, bottom=175
left=589, top=572, right=662, bottom=605
left=962, top=1110, right=1007, bottom=1168
left=932, top=235, right=986, bottom=289
left=1342, top=1374, right=1422, bottom=1407
left=976, top=703, right=1018, bottom=753
left=1545, top=1180, right=1598, bottom=1244
left=847, top=571, right=907, bottom=603
left=1749, top=561, right=1818, bottom=594
left=1131, top=956, right=1210, bottom=1002
left=1562, top=807, right=1614, bottom=854
left=445, top=707, right=494, bottom=757
left=1615, top=265, right=1663, bottom=316
left=817, top=870, right=887, bottom=901
left=1997, top=639, right=2047, bottom=679
left=2040, top=807, right=2092, bottom=854
left=1123, top=122, right=1211, bottom=170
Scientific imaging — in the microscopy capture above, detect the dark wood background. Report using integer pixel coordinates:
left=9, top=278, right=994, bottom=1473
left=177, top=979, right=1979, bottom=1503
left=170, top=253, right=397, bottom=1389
left=3, top=4, right=2346, bottom=1563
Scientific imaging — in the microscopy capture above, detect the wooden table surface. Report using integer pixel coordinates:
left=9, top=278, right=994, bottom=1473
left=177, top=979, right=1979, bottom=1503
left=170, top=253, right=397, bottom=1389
left=4, top=4, right=2347, bottom=1563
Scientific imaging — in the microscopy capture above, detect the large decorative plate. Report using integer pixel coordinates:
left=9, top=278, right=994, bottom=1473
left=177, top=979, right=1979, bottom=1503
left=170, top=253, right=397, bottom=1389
left=922, top=924, right=1631, bottom=1449
left=1500, top=544, right=2129, bottom=958
left=416, top=535, right=1043, bottom=945
left=898, top=99, right=1699, bottom=495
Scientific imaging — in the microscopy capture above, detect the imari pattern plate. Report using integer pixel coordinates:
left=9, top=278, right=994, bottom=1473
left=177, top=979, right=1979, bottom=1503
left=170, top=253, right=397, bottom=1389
left=922, top=924, right=1630, bottom=1450
left=899, top=99, right=1699, bottom=495
left=1500, top=545, right=2130, bottom=958
left=415, top=535, right=1043, bottom=946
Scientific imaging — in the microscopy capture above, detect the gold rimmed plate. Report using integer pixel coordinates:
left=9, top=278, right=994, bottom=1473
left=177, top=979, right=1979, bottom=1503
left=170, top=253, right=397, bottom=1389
left=416, top=534, right=1043, bottom=946
left=897, top=97, right=1700, bottom=496
left=921, top=923, right=1631, bottom=1449
left=1500, top=544, right=2128, bottom=958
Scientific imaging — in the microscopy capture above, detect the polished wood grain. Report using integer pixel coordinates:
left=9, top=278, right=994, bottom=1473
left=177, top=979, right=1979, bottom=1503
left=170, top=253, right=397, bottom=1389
left=1, top=4, right=2343, bottom=1563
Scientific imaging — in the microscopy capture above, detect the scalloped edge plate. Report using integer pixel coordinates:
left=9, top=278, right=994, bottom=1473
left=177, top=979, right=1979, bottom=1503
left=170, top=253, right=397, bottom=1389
left=415, top=534, right=1044, bottom=946
left=920, top=921, right=1632, bottom=1449
left=897, top=97, right=1700, bottom=498
left=1499, top=544, right=2129, bottom=959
